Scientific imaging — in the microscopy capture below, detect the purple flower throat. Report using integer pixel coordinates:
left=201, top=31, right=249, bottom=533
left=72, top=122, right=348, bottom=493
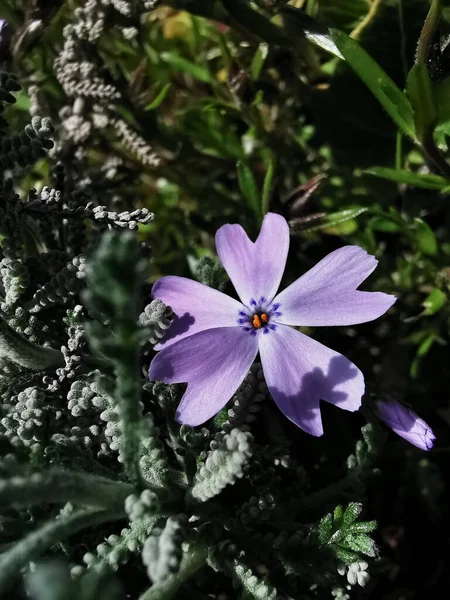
left=238, top=297, right=281, bottom=334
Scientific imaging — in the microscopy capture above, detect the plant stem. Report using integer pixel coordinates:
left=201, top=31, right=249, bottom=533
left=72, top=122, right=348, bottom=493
left=421, top=131, right=450, bottom=179
left=350, top=0, right=383, bottom=40
left=0, top=469, right=134, bottom=511
left=0, top=313, right=64, bottom=370
left=0, top=508, right=125, bottom=593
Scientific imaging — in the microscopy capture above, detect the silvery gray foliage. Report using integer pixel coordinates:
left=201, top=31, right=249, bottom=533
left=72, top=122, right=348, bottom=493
left=139, top=299, right=174, bottom=345
left=0, top=235, right=29, bottom=306
left=142, top=515, right=186, bottom=583
left=0, top=117, right=53, bottom=169
left=190, top=428, right=253, bottom=502
left=53, top=0, right=161, bottom=168
left=111, top=118, right=161, bottom=167
left=29, top=256, right=87, bottom=313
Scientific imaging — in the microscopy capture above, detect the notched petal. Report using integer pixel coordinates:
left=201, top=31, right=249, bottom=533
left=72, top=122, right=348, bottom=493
left=216, top=212, right=289, bottom=305
left=273, top=245, right=396, bottom=327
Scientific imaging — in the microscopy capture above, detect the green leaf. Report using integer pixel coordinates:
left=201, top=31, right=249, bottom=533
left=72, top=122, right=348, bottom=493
left=237, top=162, right=261, bottom=219
left=344, top=534, right=377, bottom=557
left=317, top=513, right=333, bottom=545
left=250, top=43, right=269, bottom=80
left=346, top=521, right=377, bottom=534
left=333, top=505, right=344, bottom=526
left=13, top=89, right=31, bottom=111
left=365, top=167, right=449, bottom=190
left=334, top=545, right=360, bottom=564
left=281, top=7, right=415, bottom=137
left=261, top=154, right=275, bottom=215
left=329, top=29, right=416, bottom=139
left=423, top=289, right=446, bottom=315
left=223, top=0, right=290, bottom=47
left=407, top=62, right=437, bottom=140
left=417, top=333, right=436, bottom=358
left=414, top=218, right=438, bottom=256
left=145, top=84, right=171, bottom=111
left=304, top=207, right=368, bottom=232
left=280, top=6, right=344, bottom=59
left=369, top=216, right=401, bottom=233
left=434, top=76, right=450, bottom=124
left=342, top=503, right=363, bottom=527
left=160, top=52, right=211, bottom=83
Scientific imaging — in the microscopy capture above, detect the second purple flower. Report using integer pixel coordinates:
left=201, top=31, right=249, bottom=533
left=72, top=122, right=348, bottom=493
left=149, top=213, right=396, bottom=436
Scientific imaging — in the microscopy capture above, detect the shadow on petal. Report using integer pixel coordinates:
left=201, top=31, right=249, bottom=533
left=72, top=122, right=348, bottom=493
left=157, top=312, right=196, bottom=347
left=268, top=355, right=362, bottom=436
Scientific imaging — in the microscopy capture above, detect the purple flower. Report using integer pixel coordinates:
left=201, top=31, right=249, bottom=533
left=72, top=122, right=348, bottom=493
left=377, top=399, right=435, bottom=450
left=149, top=213, right=396, bottom=436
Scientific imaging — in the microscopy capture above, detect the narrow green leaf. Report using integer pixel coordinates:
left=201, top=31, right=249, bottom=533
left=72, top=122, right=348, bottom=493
left=304, top=207, right=368, bottom=232
left=237, top=162, right=261, bottom=219
left=222, top=0, right=290, bottom=46
left=250, top=44, right=269, bottom=80
left=145, top=84, right=171, bottom=111
left=414, top=218, right=438, bottom=256
left=417, top=333, right=436, bottom=357
left=318, top=513, right=333, bottom=545
left=344, top=534, right=377, bottom=557
left=333, top=505, right=344, bottom=526
left=261, top=155, right=275, bottom=215
left=280, top=6, right=344, bottom=59
left=280, top=7, right=415, bottom=137
left=160, top=52, right=211, bottom=83
left=365, top=167, right=449, bottom=190
left=407, top=62, right=437, bottom=140
left=342, top=503, right=363, bottom=527
left=330, top=29, right=416, bottom=139
left=423, top=289, right=446, bottom=315
left=334, top=545, right=360, bottom=564
left=346, top=521, right=377, bottom=535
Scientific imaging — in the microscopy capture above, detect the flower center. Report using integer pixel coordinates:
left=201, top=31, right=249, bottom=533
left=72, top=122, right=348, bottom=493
left=237, top=297, right=282, bottom=335
left=252, top=312, right=269, bottom=328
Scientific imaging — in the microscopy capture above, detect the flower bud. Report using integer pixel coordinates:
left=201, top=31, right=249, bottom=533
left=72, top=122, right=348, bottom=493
left=377, top=399, right=435, bottom=450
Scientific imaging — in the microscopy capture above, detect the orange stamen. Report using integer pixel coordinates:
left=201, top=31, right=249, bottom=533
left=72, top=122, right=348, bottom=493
left=261, top=313, right=269, bottom=323
left=252, top=314, right=262, bottom=328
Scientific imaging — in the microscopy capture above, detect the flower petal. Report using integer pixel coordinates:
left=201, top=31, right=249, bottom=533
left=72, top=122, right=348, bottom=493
left=215, top=212, right=289, bottom=305
left=377, top=400, right=435, bottom=450
left=259, top=325, right=364, bottom=436
left=273, top=246, right=396, bottom=326
left=152, top=276, right=243, bottom=349
left=149, top=327, right=259, bottom=426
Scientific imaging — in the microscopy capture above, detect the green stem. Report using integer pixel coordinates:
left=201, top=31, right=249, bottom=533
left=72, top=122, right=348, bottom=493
left=416, top=0, right=441, bottom=64
left=0, top=508, right=124, bottom=593
left=115, top=355, right=144, bottom=488
left=421, top=131, right=450, bottom=178
left=395, top=131, right=404, bottom=171
left=0, top=469, right=134, bottom=511
left=139, top=543, right=208, bottom=600
left=350, top=0, right=383, bottom=40
left=0, top=313, right=64, bottom=370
